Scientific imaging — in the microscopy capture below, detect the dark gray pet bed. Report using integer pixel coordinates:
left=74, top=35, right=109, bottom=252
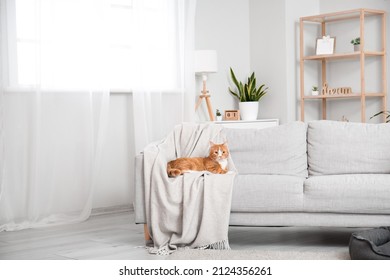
left=349, top=227, right=390, bottom=260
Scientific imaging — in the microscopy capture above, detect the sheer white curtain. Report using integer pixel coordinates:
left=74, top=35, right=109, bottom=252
left=131, top=0, right=197, bottom=153
left=0, top=0, right=110, bottom=231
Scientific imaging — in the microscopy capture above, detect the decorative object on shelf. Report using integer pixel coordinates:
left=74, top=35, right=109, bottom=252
left=321, top=82, right=352, bottom=95
left=340, top=115, right=349, bottom=122
left=370, top=111, right=390, bottom=123
left=351, top=37, right=361, bottom=51
left=224, top=110, right=240, bottom=121
left=238, top=102, right=258, bottom=120
left=311, top=86, right=319, bottom=96
left=216, top=109, right=222, bottom=121
left=228, top=67, right=268, bottom=121
left=195, top=50, right=218, bottom=121
left=315, top=35, right=336, bottom=55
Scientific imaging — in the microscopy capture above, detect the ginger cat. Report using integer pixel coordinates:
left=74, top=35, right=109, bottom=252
left=167, top=141, right=229, bottom=177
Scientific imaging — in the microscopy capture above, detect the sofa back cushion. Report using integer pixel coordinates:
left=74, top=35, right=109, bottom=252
left=307, top=120, right=390, bottom=175
left=225, top=121, right=308, bottom=177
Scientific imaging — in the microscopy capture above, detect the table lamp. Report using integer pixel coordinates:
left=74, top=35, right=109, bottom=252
left=194, top=50, right=218, bottom=121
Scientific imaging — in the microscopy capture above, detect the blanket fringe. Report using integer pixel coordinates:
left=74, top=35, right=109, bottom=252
left=148, top=245, right=171, bottom=256
left=196, top=239, right=231, bottom=250
left=147, top=239, right=231, bottom=255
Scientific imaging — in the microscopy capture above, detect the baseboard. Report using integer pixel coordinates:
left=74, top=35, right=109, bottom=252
left=91, top=204, right=133, bottom=216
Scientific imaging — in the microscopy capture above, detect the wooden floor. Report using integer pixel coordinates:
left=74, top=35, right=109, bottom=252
left=0, top=210, right=359, bottom=260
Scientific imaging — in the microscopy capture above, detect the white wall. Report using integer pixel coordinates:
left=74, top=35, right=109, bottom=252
left=320, top=0, right=390, bottom=12
left=249, top=0, right=321, bottom=123
left=195, top=0, right=251, bottom=122
left=249, top=0, right=288, bottom=123
left=285, top=0, right=320, bottom=122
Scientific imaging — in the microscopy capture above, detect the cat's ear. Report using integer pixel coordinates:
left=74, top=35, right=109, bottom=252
left=209, top=141, right=215, bottom=146
left=222, top=141, right=228, bottom=146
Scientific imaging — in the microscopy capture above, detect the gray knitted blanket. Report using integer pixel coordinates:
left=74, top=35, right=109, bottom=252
left=143, top=123, right=236, bottom=255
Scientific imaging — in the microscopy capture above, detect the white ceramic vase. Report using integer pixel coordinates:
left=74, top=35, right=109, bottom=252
left=239, top=101, right=258, bottom=120
left=312, top=90, right=319, bottom=96
left=354, top=44, right=360, bottom=52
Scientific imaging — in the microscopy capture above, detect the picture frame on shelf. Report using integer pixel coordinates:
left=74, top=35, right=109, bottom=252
left=315, top=36, right=336, bottom=55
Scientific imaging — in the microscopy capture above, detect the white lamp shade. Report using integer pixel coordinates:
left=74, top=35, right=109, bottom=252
left=194, top=50, right=218, bottom=74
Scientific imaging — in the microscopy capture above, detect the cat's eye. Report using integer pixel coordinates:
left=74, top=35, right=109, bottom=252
left=222, top=151, right=225, bottom=154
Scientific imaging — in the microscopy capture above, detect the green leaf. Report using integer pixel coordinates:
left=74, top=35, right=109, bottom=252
left=247, top=79, right=254, bottom=96
left=370, top=111, right=386, bottom=119
left=370, top=110, right=390, bottom=121
left=230, top=68, right=238, bottom=86
left=228, top=88, right=240, bottom=100
left=247, top=84, right=252, bottom=101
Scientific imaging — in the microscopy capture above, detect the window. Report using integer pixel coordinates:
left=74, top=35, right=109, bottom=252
left=8, top=0, right=179, bottom=91
left=109, top=0, right=134, bottom=89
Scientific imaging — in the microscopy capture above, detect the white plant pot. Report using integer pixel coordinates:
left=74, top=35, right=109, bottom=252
left=354, top=44, right=360, bottom=52
left=239, top=101, right=259, bottom=120
left=312, top=90, right=319, bottom=96
left=216, top=116, right=222, bottom=121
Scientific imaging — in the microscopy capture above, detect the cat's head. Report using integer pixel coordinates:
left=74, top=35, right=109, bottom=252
left=209, top=141, right=229, bottom=160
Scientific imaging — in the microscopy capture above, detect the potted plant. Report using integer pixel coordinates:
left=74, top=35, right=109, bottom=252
left=351, top=37, right=360, bottom=52
left=370, top=111, right=390, bottom=123
left=216, top=109, right=222, bottom=121
left=312, top=86, right=319, bottom=96
left=228, top=67, right=268, bottom=120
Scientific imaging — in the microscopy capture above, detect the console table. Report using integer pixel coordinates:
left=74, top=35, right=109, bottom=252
left=214, top=119, right=279, bottom=129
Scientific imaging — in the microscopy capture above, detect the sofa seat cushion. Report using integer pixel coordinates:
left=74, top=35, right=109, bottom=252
left=307, top=121, right=390, bottom=176
left=225, top=121, right=308, bottom=177
left=304, top=174, right=390, bottom=214
left=231, top=174, right=304, bottom=212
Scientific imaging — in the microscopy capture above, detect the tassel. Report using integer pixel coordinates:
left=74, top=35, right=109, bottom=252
left=196, top=239, right=231, bottom=250
left=148, top=239, right=231, bottom=255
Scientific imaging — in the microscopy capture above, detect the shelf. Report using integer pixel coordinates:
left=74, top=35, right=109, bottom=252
left=303, top=51, right=385, bottom=61
left=303, top=93, right=385, bottom=100
left=299, top=8, right=387, bottom=122
left=301, top=8, right=385, bottom=23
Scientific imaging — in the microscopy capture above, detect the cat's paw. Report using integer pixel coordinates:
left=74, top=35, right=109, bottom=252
left=168, top=169, right=182, bottom=177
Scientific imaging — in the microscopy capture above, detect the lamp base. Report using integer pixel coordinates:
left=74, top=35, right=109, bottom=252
left=195, top=78, right=215, bottom=121
left=195, top=94, right=215, bottom=121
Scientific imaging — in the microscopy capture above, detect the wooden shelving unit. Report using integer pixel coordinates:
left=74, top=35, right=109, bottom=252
left=299, top=8, right=387, bottom=122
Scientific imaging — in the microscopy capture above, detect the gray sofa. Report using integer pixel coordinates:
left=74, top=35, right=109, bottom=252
left=135, top=120, right=390, bottom=228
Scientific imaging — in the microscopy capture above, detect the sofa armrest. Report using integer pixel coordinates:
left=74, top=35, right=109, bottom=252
left=134, top=153, right=146, bottom=224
